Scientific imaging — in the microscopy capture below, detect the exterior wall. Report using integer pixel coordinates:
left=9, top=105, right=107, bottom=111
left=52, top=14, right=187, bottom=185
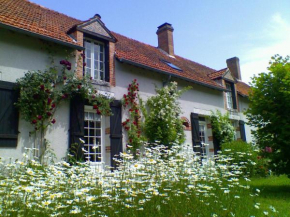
left=112, top=61, right=249, bottom=156
left=0, top=28, right=74, bottom=161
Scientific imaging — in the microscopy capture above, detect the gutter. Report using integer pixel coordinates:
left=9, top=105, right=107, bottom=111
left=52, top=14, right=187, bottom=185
left=0, top=23, right=84, bottom=50
left=117, top=58, right=225, bottom=92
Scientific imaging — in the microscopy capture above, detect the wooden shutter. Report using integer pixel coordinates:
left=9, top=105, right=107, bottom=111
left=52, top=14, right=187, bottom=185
left=69, top=94, right=85, bottom=160
left=239, top=120, right=246, bottom=142
left=190, top=113, right=201, bottom=153
left=231, top=83, right=237, bottom=109
left=110, top=100, right=123, bottom=168
left=0, top=81, right=19, bottom=147
left=105, top=42, right=110, bottom=82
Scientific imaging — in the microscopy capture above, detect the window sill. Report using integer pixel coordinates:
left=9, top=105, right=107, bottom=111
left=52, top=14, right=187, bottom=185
left=91, top=80, right=110, bottom=87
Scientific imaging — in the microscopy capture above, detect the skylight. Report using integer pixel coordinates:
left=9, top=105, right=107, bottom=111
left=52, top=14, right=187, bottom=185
left=160, top=59, right=182, bottom=71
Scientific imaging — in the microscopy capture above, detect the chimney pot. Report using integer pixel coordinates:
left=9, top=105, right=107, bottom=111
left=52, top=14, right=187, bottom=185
left=94, top=14, right=101, bottom=19
left=156, top=23, right=174, bottom=56
left=226, top=57, right=242, bottom=80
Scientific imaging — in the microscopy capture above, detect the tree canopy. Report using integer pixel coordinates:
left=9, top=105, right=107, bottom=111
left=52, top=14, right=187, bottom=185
left=246, top=55, right=290, bottom=176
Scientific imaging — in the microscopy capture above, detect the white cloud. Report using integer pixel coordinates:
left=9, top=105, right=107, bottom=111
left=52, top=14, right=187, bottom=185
left=240, top=13, right=290, bottom=84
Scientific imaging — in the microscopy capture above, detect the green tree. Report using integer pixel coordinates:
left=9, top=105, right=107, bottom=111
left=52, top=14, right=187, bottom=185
left=246, top=54, right=290, bottom=176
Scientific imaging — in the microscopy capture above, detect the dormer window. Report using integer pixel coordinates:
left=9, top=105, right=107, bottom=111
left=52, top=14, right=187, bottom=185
left=84, top=39, right=106, bottom=81
left=225, top=82, right=237, bottom=110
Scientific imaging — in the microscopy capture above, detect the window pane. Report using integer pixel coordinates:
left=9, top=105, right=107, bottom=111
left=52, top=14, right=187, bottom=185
left=86, top=59, right=91, bottom=69
left=94, top=70, right=99, bottom=80
left=100, top=44, right=104, bottom=52
left=100, top=71, right=104, bottom=81
left=100, top=62, right=104, bottom=71
left=100, top=54, right=103, bottom=62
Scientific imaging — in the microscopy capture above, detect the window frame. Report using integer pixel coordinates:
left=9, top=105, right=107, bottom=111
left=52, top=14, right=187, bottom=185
left=225, top=82, right=233, bottom=109
left=198, top=121, right=209, bottom=157
left=84, top=38, right=108, bottom=82
left=83, top=105, right=106, bottom=166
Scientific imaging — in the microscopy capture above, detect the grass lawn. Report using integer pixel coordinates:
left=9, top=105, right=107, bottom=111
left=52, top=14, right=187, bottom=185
left=250, top=175, right=290, bottom=216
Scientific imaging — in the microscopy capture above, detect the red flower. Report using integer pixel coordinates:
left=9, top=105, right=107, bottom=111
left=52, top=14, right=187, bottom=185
left=47, top=112, right=52, bottom=116
left=51, top=103, right=56, bottom=108
left=134, top=79, right=137, bottom=82
left=67, top=66, right=71, bottom=70
left=129, top=139, right=132, bottom=143
left=31, top=119, right=37, bottom=124
left=133, top=121, right=137, bottom=125
left=125, top=126, right=130, bottom=131
left=90, top=77, right=93, bottom=80
left=63, top=76, right=67, bottom=80
left=122, top=122, right=126, bottom=126
left=51, top=119, right=56, bottom=124
left=37, top=115, right=42, bottom=120
left=96, top=110, right=101, bottom=115
left=83, top=62, right=86, bottom=67
left=40, top=85, right=45, bottom=90
left=77, top=85, right=81, bottom=89
left=47, top=98, right=52, bottom=104
left=93, top=105, right=98, bottom=109
left=126, top=119, right=130, bottom=122
left=60, top=60, right=65, bottom=65
left=92, top=95, right=95, bottom=98
left=123, top=94, right=127, bottom=98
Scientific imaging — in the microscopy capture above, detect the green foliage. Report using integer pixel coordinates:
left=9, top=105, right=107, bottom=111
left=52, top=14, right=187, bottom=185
left=15, top=53, right=113, bottom=161
left=144, top=82, right=188, bottom=147
left=122, top=79, right=145, bottom=156
left=221, top=140, right=269, bottom=177
left=246, top=54, right=290, bottom=177
left=210, top=110, right=235, bottom=145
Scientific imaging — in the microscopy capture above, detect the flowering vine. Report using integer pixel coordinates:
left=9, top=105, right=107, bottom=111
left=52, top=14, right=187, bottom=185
left=122, top=79, right=144, bottom=156
left=16, top=52, right=113, bottom=161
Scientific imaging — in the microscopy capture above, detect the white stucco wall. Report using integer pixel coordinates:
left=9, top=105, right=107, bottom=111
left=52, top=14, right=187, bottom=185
left=0, top=28, right=74, bottom=161
left=112, top=61, right=251, bottom=155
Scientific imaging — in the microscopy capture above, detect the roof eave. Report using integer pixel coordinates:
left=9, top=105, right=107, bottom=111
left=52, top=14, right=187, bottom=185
left=117, top=58, right=225, bottom=91
left=0, top=22, right=84, bottom=50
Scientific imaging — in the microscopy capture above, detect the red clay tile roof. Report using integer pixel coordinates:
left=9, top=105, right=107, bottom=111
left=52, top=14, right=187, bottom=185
left=0, top=0, right=81, bottom=47
left=0, top=0, right=226, bottom=90
left=236, top=81, right=251, bottom=97
left=112, top=32, right=224, bottom=90
left=208, top=68, right=227, bottom=79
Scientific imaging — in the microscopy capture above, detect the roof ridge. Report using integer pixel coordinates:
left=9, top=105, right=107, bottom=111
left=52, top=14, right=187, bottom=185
left=112, top=31, right=158, bottom=49
left=25, top=0, right=81, bottom=23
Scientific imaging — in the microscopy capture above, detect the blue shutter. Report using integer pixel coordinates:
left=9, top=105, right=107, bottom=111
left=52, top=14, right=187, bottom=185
left=0, top=81, right=19, bottom=147
left=190, top=113, right=201, bottom=153
left=110, top=100, right=123, bottom=168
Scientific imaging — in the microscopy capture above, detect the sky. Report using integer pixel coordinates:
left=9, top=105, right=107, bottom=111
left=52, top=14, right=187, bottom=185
left=30, top=0, right=290, bottom=84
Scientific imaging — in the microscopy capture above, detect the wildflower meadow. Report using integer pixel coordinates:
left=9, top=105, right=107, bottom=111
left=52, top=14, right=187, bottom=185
left=0, top=143, right=279, bottom=217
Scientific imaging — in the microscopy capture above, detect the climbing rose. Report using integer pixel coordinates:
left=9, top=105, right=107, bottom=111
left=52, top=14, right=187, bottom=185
left=51, top=119, right=56, bottom=124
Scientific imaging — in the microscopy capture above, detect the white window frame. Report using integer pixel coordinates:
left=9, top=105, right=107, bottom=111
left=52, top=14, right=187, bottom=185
left=226, top=83, right=233, bottom=109
left=84, top=39, right=105, bottom=81
left=84, top=106, right=106, bottom=167
left=199, top=121, right=209, bottom=157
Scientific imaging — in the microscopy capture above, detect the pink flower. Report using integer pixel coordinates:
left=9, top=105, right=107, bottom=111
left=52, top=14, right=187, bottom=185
left=37, top=115, right=42, bottom=120
left=265, top=146, right=272, bottom=153
left=31, top=119, right=37, bottom=124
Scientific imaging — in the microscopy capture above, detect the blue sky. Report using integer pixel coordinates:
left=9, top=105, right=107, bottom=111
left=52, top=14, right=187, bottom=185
left=31, top=0, right=290, bottom=84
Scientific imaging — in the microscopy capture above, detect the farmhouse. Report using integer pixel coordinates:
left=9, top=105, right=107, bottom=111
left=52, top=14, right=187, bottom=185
left=0, top=0, right=251, bottom=166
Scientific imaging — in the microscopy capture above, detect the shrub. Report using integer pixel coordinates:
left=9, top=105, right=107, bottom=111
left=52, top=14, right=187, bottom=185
left=144, top=82, right=188, bottom=147
left=221, top=140, right=269, bottom=177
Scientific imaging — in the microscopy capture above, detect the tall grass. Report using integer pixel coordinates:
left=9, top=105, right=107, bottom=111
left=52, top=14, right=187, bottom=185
left=0, top=144, right=278, bottom=216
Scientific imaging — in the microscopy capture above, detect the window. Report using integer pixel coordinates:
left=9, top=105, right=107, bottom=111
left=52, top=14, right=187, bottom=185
left=226, top=83, right=233, bottom=109
left=84, top=40, right=105, bottom=81
left=160, top=59, right=182, bottom=71
left=0, top=81, right=19, bottom=147
left=84, top=107, right=104, bottom=164
left=199, top=122, right=208, bottom=156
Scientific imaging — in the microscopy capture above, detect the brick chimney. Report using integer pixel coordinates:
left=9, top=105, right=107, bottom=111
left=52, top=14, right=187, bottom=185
left=226, top=57, right=241, bottom=80
left=156, top=23, right=174, bottom=56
